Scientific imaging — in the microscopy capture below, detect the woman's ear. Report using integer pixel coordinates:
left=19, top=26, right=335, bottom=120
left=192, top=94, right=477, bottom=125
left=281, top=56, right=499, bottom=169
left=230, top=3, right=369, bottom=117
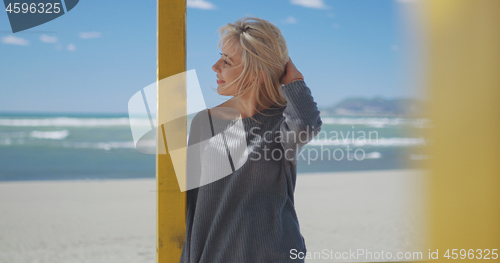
left=249, top=70, right=267, bottom=84
left=258, top=69, right=267, bottom=84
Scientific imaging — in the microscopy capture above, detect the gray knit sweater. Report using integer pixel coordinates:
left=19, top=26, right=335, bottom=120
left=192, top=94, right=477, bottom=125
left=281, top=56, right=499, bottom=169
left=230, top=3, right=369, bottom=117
left=180, top=80, right=322, bottom=263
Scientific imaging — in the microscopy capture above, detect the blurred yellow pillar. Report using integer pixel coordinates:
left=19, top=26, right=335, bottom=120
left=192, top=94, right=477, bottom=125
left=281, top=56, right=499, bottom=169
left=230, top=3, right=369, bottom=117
left=425, top=0, right=500, bottom=261
left=156, top=0, right=186, bottom=262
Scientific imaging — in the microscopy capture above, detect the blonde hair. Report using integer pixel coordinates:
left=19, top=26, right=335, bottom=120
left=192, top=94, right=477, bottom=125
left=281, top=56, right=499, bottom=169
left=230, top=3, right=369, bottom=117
left=216, top=16, right=289, bottom=112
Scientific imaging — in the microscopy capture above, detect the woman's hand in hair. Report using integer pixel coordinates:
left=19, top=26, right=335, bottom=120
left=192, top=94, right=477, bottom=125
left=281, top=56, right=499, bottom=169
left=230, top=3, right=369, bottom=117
left=279, top=57, right=304, bottom=85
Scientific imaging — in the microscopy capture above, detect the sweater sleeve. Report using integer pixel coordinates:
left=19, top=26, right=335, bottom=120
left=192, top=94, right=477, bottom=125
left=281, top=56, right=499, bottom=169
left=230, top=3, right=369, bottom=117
left=279, top=80, right=322, bottom=159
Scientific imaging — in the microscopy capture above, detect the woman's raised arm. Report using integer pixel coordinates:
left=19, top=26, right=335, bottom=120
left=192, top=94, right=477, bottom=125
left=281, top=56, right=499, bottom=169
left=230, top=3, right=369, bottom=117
left=279, top=58, right=322, bottom=158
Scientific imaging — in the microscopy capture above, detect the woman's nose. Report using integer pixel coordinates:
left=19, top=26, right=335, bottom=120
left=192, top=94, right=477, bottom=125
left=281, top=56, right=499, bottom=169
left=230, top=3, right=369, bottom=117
left=212, top=59, right=221, bottom=73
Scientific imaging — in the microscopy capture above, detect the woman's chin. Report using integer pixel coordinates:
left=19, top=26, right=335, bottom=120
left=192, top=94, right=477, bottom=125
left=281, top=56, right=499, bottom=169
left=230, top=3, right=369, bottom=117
left=217, top=89, right=227, bottom=96
left=217, top=87, right=231, bottom=96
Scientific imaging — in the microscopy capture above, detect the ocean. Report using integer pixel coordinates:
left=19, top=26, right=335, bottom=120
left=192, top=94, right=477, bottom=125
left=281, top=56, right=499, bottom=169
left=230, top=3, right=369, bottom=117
left=0, top=112, right=430, bottom=181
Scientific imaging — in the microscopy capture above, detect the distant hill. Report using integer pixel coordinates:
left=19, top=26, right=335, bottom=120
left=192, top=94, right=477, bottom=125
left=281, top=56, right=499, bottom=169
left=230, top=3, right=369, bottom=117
left=320, top=97, right=427, bottom=117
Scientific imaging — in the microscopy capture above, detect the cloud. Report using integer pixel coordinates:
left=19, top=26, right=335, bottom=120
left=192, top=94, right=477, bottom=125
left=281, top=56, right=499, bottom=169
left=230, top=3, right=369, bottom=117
left=283, top=16, right=297, bottom=24
left=187, top=0, right=216, bottom=10
left=79, top=32, right=102, bottom=39
left=40, top=34, right=58, bottom=43
left=2, top=35, right=29, bottom=46
left=291, top=0, right=329, bottom=9
left=67, top=44, right=76, bottom=51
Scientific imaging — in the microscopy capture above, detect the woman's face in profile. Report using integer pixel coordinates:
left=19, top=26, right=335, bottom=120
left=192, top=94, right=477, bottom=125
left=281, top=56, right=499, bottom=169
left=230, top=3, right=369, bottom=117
left=212, top=40, right=244, bottom=96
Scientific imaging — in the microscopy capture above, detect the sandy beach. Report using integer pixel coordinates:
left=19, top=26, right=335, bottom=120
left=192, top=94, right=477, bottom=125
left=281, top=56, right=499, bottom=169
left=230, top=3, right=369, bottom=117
left=0, top=169, right=428, bottom=263
left=295, top=169, right=428, bottom=262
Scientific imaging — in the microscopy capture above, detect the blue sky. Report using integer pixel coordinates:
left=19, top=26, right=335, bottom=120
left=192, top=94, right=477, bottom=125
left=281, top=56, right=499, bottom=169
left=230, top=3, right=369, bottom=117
left=0, top=0, right=424, bottom=113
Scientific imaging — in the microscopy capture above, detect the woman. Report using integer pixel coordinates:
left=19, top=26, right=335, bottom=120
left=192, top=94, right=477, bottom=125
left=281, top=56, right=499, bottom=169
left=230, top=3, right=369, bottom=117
left=181, top=16, right=322, bottom=262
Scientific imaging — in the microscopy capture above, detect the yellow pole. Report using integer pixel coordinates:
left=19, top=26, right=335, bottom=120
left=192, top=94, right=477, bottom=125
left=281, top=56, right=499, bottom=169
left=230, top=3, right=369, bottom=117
left=156, top=0, right=186, bottom=262
left=425, top=0, right=500, bottom=261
